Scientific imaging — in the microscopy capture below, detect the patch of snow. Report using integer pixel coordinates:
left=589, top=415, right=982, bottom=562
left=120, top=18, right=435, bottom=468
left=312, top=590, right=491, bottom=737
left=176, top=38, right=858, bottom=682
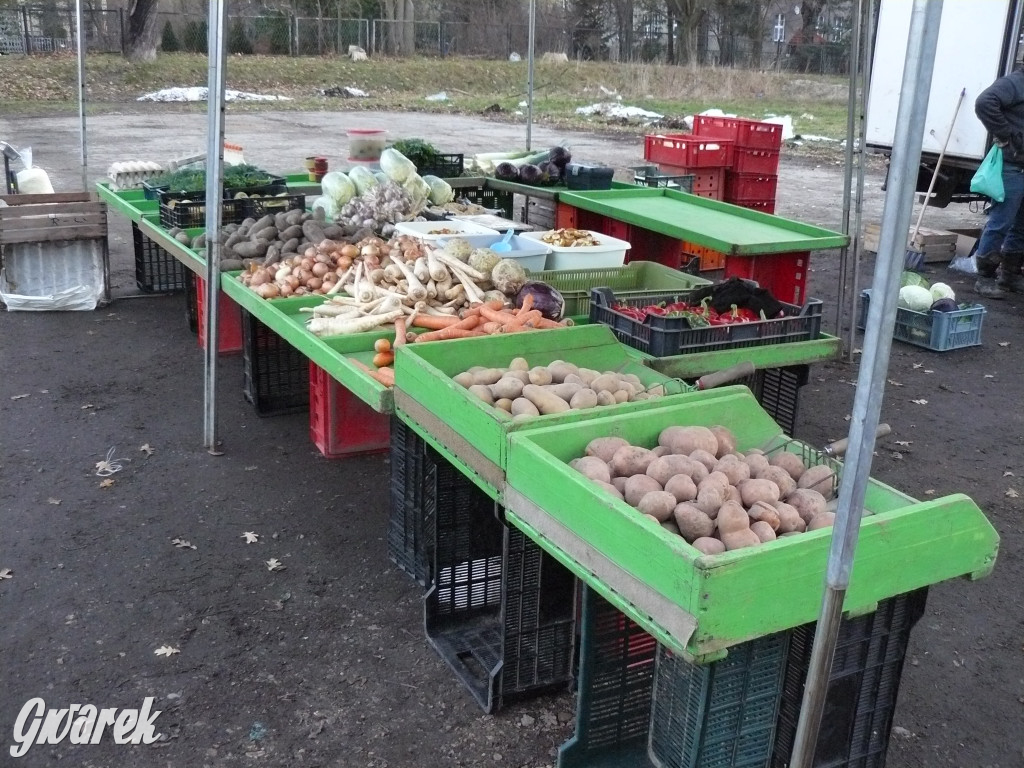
left=801, top=134, right=839, bottom=142
left=342, top=86, right=367, bottom=97
left=137, top=87, right=291, bottom=103
left=509, top=52, right=521, bottom=62
left=800, top=112, right=815, bottom=120
left=518, top=100, right=528, bottom=107
left=425, top=91, right=448, bottom=102
left=761, top=115, right=794, bottom=140
left=575, top=102, right=663, bottom=121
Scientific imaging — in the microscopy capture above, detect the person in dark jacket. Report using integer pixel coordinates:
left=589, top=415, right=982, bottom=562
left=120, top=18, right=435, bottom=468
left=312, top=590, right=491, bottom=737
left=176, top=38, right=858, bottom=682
left=974, top=68, right=1024, bottom=298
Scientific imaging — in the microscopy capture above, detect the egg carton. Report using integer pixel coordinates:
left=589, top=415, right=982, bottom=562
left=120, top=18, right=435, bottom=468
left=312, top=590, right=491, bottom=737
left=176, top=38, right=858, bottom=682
left=106, top=161, right=166, bottom=191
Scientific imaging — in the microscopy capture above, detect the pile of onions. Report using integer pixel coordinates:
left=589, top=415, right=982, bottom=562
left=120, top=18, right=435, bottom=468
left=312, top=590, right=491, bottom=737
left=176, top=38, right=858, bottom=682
left=239, top=237, right=385, bottom=299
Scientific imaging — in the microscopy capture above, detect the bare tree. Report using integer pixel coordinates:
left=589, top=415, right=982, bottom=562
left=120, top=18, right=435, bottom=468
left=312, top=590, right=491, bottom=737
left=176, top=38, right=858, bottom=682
left=666, top=0, right=708, bottom=64
left=125, top=0, right=161, bottom=61
left=381, top=0, right=416, bottom=55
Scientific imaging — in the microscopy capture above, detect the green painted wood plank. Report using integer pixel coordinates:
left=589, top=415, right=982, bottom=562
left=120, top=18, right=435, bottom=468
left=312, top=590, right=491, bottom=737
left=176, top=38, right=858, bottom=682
left=559, top=188, right=850, bottom=255
left=505, top=391, right=999, bottom=656
left=646, top=335, right=843, bottom=379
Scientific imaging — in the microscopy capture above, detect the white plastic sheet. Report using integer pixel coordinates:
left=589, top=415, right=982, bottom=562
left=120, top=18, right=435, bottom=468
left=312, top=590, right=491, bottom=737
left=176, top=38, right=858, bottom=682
left=0, top=239, right=105, bottom=311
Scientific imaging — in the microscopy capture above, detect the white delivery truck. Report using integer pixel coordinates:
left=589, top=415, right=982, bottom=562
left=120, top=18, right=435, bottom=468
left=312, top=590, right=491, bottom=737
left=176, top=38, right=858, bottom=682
left=866, top=0, right=1024, bottom=206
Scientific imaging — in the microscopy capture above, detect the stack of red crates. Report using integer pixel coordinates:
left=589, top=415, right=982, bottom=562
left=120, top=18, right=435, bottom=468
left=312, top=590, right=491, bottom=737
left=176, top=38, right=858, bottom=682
left=693, top=115, right=782, bottom=214
left=642, top=134, right=732, bottom=200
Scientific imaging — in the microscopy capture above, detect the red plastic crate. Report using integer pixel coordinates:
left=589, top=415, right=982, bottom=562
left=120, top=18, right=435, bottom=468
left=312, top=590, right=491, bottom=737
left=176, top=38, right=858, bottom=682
left=723, top=250, right=808, bottom=305
left=725, top=172, right=779, bottom=202
left=693, top=115, right=783, bottom=150
left=730, top=199, right=777, bottom=215
left=195, top=275, right=243, bottom=355
left=732, top=147, right=781, bottom=174
left=644, top=134, right=734, bottom=168
left=308, top=362, right=390, bottom=458
left=658, top=164, right=724, bottom=197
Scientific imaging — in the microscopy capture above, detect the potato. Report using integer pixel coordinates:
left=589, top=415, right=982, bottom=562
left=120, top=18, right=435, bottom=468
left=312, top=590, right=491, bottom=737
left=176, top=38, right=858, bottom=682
left=575, top=457, right=611, bottom=485
left=664, top=473, right=698, bottom=504
left=799, top=465, right=837, bottom=499
left=563, top=373, right=585, bottom=387
left=739, top=478, right=781, bottom=507
left=509, top=357, right=530, bottom=371
left=673, top=503, right=715, bottom=541
left=610, top=446, right=657, bottom=478
left=453, top=371, right=476, bottom=388
left=709, top=425, right=738, bottom=457
left=757, top=465, right=797, bottom=498
left=611, top=476, right=628, bottom=494
left=785, top=489, right=827, bottom=524
left=570, top=388, right=599, bottom=409
left=468, top=384, right=494, bottom=405
left=522, top=384, right=570, bottom=415
left=714, top=456, right=750, bottom=485
left=651, top=445, right=672, bottom=458
left=613, top=389, right=631, bottom=404
left=661, top=518, right=681, bottom=536
left=747, top=500, right=781, bottom=531
left=596, top=481, right=623, bottom=500
left=510, top=397, right=540, bottom=418
left=715, top=500, right=749, bottom=533
left=596, top=391, right=617, bottom=407
left=647, top=455, right=703, bottom=487
left=750, top=520, right=778, bottom=543
left=770, top=501, right=806, bottom=534
left=472, top=368, right=505, bottom=386
left=689, top=449, right=719, bottom=473
left=769, top=451, right=807, bottom=481
left=743, top=452, right=771, bottom=476
left=503, top=369, right=531, bottom=385
left=549, top=382, right=583, bottom=402
left=720, top=528, right=762, bottom=551
left=585, top=436, right=629, bottom=463
left=659, top=425, right=719, bottom=456
left=724, top=484, right=743, bottom=505
left=576, top=368, right=600, bottom=386
left=638, top=491, right=678, bottom=522
left=547, top=361, right=578, bottom=383
left=529, top=367, right=553, bottom=386
left=694, top=485, right=725, bottom=518
left=808, top=511, right=837, bottom=530
left=624, top=475, right=663, bottom=507
left=691, top=536, right=726, bottom=556
left=589, top=373, right=622, bottom=393
left=491, top=376, right=524, bottom=400
left=493, top=398, right=514, bottom=413
left=699, top=471, right=732, bottom=493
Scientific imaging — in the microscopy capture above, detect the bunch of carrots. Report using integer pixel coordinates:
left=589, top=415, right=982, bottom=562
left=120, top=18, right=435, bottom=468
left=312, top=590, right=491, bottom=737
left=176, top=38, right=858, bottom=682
left=351, top=296, right=573, bottom=388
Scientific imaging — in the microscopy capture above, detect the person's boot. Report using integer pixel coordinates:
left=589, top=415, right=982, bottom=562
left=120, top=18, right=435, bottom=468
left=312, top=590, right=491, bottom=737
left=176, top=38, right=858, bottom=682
left=975, top=252, right=1006, bottom=299
left=997, top=252, right=1024, bottom=292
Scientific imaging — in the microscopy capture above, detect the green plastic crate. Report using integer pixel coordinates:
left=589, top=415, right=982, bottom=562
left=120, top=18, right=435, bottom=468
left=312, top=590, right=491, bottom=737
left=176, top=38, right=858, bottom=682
left=503, top=390, right=998, bottom=657
left=527, top=261, right=711, bottom=317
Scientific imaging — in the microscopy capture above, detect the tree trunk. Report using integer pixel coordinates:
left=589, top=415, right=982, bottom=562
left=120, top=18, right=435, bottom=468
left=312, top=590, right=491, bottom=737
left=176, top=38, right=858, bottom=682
left=402, top=0, right=415, bottom=56
left=125, top=0, right=160, bottom=61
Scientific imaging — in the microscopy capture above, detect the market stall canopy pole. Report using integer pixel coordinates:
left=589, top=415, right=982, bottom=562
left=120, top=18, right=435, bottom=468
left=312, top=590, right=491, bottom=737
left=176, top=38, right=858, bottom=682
left=788, top=0, right=944, bottom=765
left=202, top=0, right=229, bottom=453
left=525, top=0, right=536, bottom=151
left=75, top=0, right=87, bottom=191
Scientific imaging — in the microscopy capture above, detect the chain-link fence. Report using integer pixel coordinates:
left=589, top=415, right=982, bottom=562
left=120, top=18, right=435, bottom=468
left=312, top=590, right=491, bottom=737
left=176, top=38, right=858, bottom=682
left=0, top=3, right=852, bottom=76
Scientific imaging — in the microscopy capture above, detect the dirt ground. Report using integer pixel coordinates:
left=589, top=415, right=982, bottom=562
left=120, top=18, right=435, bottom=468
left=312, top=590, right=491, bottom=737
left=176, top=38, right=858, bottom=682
left=0, top=109, right=1021, bottom=768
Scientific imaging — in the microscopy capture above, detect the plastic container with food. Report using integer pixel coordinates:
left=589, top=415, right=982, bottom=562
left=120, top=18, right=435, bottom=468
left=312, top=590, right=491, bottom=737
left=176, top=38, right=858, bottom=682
left=394, top=220, right=500, bottom=244
left=347, top=129, right=388, bottom=161
left=437, top=234, right=552, bottom=271
left=520, top=228, right=632, bottom=270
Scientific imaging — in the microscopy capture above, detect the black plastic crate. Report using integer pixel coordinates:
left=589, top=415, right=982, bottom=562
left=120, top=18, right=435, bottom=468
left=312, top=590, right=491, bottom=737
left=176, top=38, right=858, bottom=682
left=184, top=272, right=198, bottom=334
left=749, top=365, right=809, bottom=437
left=460, top=185, right=514, bottom=219
left=418, top=154, right=464, bottom=178
left=425, top=449, right=577, bottom=713
left=771, top=589, right=929, bottom=768
left=649, top=633, right=789, bottom=768
left=558, top=587, right=658, bottom=767
left=240, top=308, right=310, bottom=416
left=159, top=193, right=248, bottom=230
left=590, top=286, right=823, bottom=358
left=145, top=176, right=287, bottom=201
left=387, top=418, right=433, bottom=585
left=633, top=166, right=696, bottom=192
left=132, top=221, right=187, bottom=293
left=565, top=163, right=615, bottom=191
left=240, top=192, right=306, bottom=220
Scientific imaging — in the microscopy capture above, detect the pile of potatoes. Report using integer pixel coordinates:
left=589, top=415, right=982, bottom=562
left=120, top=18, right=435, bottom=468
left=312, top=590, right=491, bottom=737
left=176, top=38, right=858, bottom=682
left=455, top=358, right=662, bottom=420
left=572, top=424, right=839, bottom=555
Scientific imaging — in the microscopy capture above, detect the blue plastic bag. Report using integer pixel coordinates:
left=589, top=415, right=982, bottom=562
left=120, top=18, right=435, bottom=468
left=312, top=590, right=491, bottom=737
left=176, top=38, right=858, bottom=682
left=970, top=145, right=1005, bottom=202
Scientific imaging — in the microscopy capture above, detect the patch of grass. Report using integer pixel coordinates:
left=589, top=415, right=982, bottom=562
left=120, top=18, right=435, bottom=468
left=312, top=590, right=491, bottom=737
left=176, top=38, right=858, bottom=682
left=0, top=52, right=853, bottom=139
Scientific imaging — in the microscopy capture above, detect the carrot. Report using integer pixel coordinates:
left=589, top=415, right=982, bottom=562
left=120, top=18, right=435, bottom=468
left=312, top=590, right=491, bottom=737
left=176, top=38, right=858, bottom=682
left=351, top=358, right=395, bottom=387
left=393, top=317, right=407, bottom=348
left=481, top=321, right=503, bottom=334
left=516, top=293, right=534, bottom=315
left=374, top=338, right=392, bottom=354
left=504, top=309, right=542, bottom=332
left=373, top=351, right=395, bottom=367
left=479, top=305, right=517, bottom=325
left=413, top=327, right=489, bottom=343
left=464, top=299, right=504, bottom=317
left=410, top=314, right=461, bottom=330
left=531, top=316, right=568, bottom=329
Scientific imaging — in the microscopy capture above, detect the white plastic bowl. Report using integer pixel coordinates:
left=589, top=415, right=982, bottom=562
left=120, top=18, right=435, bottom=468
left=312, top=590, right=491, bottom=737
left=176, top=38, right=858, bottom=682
left=519, top=229, right=632, bottom=270
left=394, top=220, right=500, bottom=243
left=437, top=234, right=552, bottom=272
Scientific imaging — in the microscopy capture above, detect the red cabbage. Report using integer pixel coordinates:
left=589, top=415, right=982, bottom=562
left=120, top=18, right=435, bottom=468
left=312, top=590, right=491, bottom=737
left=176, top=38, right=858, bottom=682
left=516, top=281, right=565, bottom=320
left=495, top=162, right=520, bottom=181
left=518, top=164, right=544, bottom=185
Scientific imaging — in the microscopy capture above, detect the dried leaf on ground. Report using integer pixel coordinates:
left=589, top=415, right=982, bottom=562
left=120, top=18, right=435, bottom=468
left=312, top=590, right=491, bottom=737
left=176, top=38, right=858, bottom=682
left=998, top=341, right=1010, bottom=347
left=984, top=374, right=995, bottom=379
left=171, top=538, right=197, bottom=550
left=99, top=478, right=115, bottom=488
left=10, top=394, right=29, bottom=400
left=139, top=443, right=154, bottom=457
left=895, top=440, right=912, bottom=447
left=911, top=399, right=928, bottom=405
left=265, top=558, right=285, bottom=572
left=47, top=497, right=61, bottom=505
left=154, top=645, right=180, bottom=657
left=242, top=532, right=260, bottom=544
left=1006, top=488, right=1019, bottom=498
left=81, top=403, right=94, bottom=409
left=887, top=379, right=904, bottom=387
left=924, top=489, right=935, bottom=495
left=1003, top=471, right=1015, bottom=477
left=0, top=568, right=12, bottom=580
left=912, top=362, right=923, bottom=369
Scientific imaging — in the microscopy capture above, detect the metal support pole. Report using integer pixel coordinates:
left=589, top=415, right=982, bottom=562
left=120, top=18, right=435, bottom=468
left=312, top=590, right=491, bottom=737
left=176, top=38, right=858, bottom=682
left=75, top=0, right=88, bottom=192
left=788, top=1, right=944, bottom=765
left=202, top=0, right=228, bottom=454
left=835, top=0, right=862, bottom=341
left=525, top=0, right=536, bottom=151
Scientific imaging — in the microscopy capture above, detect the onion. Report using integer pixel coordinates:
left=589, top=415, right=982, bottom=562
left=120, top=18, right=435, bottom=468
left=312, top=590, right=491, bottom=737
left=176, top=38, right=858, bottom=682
left=300, top=257, right=314, bottom=271
left=338, top=256, right=353, bottom=269
left=304, top=246, right=317, bottom=259
left=306, top=277, right=323, bottom=291
left=340, top=244, right=359, bottom=260
left=361, top=245, right=380, bottom=259
left=312, top=262, right=330, bottom=278
left=297, top=268, right=313, bottom=282
left=256, top=282, right=280, bottom=299
left=286, top=274, right=301, bottom=290
left=314, top=252, right=333, bottom=264
left=250, top=271, right=268, bottom=287
left=278, top=283, right=294, bottom=297
left=295, top=286, right=309, bottom=295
